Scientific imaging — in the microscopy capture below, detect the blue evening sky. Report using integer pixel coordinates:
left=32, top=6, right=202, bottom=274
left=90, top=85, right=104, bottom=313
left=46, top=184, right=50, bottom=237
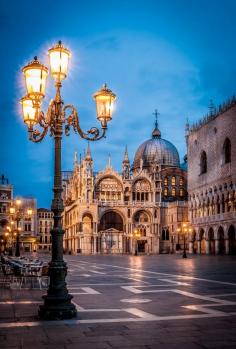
left=1, top=0, right=236, bottom=208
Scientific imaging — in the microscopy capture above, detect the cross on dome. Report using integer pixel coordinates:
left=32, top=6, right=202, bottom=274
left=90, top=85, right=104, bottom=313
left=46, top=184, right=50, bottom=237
left=152, top=109, right=161, bottom=138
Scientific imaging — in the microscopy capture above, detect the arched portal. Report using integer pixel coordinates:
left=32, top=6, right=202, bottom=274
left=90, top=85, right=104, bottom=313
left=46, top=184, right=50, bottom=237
left=99, top=211, right=123, bottom=231
left=218, top=226, right=225, bottom=254
left=228, top=225, right=236, bottom=255
left=99, top=211, right=124, bottom=254
left=133, top=210, right=151, bottom=253
left=81, top=213, right=93, bottom=254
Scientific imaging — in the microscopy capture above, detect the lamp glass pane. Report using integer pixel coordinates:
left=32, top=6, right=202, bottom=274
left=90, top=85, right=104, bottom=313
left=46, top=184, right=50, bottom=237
left=96, top=95, right=114, bottom=121
left=22, top=98, right=37, bottom=125
left=25, top=68, right=47, bottom=96
left=49, top=51, right=69, bottom=80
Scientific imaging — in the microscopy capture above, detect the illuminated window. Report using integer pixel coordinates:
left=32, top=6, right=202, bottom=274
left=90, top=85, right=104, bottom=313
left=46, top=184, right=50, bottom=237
left=171, top=176, right=176, bottom=185
left=164, top=177, right=168, bottom=185
left=180, top=189, right=184, bottom=197
left=164, top=187, right=168, bottom=196
left=179, top=177, right=183, bottom=186
left=172, top=188, right=176, bottom=196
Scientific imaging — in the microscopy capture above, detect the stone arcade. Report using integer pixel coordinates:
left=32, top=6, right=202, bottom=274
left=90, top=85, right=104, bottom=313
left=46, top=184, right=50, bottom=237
left=188, top=98, right=236, bottom=255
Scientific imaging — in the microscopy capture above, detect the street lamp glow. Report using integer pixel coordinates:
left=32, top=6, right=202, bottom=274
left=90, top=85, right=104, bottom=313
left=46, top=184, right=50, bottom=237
left=10, top=207, right=15, bottom=214
left=48, top=41, right=71, bottom=82
left=16, top=199, right=22, bottom=206
left=93, top=83, right=116, bottom=126
left=22, top=57, right=48, bottom=99
left=20, top=96, right=39, bottom=126
left=27, top=208, right=33, bottom=216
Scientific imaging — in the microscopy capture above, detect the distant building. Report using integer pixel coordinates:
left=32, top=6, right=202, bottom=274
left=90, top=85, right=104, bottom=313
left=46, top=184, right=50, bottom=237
left=188, top=98, right=236, bottom=255
left=16, top=197, right=37, bottom=252
left=62, top=118, right=188, bottom=254
left=0, top=175, right=38, bottom=253
left=37, top=208, right=53, bottom=252
left=0, top=175, right=13, bottom=251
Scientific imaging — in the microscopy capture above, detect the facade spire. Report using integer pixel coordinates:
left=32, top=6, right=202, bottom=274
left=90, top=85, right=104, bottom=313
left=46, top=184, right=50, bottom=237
left=85, top=142, right=92, bottom=160
left=152, top=109, right=161, bottom=138
left=122, top=146, right=130, bottom=179
left=123, top=145, right=129, bottom=163
left=107, top=153, right=112, bottom=168
left=74, top=151, right=78, bottom=171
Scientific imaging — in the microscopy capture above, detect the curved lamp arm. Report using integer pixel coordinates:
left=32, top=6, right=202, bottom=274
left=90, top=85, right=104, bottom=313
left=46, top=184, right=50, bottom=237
left=62, top=104, right=107, bottom=141
left=28, top=110, right=49, bottom=143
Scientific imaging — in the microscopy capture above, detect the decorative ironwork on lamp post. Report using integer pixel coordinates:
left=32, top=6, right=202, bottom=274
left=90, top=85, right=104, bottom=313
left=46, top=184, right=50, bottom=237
left=20, top=41, right=116, bottom=320
left=177, top=223, right=192, bottom=259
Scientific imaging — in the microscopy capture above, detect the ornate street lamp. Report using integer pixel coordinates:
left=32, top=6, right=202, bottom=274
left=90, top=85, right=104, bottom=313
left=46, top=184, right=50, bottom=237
left=177, top=223, right=192, bottom=259
left=20, top=41, right=116, bottom=320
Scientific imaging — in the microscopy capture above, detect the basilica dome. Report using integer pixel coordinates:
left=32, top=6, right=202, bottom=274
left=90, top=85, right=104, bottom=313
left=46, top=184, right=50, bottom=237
left=133, top=123, right=180, bottom=169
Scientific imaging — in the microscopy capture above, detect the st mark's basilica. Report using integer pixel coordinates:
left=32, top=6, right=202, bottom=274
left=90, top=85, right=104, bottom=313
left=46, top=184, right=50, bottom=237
left=62, top=117, right=188, bottom=255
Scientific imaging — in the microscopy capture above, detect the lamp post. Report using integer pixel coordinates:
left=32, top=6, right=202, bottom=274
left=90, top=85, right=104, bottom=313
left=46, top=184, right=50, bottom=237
left=9, top=200, right=33, bottom=257
left=177, top=223, right=192, bottom=259
left=20, top=41, right=116, bottom=320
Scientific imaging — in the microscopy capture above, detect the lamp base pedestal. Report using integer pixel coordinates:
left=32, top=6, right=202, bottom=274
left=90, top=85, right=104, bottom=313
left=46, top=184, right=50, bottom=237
left=38, top=294, right=77, bottom=320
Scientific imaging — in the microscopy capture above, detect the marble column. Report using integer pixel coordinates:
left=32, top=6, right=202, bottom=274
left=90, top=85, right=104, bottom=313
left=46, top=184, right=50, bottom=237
left=215, top=239, right=220, bottom=254
left=225, top=239, right=229, bottom=254
left=189, top=241, right=193, bottom=254
left=197, top=240, right=201, bottom=254
left=205, top=240, right=210, bottom=254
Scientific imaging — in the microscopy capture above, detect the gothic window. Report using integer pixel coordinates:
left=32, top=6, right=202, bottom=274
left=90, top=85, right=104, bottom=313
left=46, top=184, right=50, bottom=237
left=180, top=188, right=184, bottom=197
left=132, top=179, right=150, bottom=202
left=223, top=138, right=231, bottom=164
left=222, top=194, right=225, bottom=213
left=164, top=187, right=168, bottom=196
left=164, top=177, right=168, bottom=186
left=166, top=229, right=169, bottom=240
left=171, top=176, right=176, bottom=185
left=161, top=229, right=165, bottom=240
left=217, top=196, right=220, bottom=214
left=172, top=188, right=176, bottom=196
left=179, top=177, right=183, bottom=186
left=200, top=151, right=207, bottom=174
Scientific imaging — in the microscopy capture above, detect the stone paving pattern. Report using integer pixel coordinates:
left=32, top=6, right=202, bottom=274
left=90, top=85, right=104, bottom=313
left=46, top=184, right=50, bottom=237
left=1, top=254, right=236, bottom=349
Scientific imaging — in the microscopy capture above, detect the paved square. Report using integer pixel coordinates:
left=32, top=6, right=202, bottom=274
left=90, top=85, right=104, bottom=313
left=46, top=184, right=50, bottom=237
left=1, top=254, right=236, bottom=348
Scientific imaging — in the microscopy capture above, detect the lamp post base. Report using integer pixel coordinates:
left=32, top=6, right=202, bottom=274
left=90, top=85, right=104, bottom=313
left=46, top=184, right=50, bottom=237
left=182, top=251, right=187, bottom=258
left=38, top=294, right=77, bottom=320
